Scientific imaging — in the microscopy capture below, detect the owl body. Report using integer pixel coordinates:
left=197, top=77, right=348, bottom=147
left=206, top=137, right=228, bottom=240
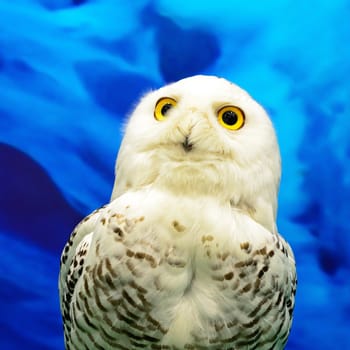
left=59, top=75, right=296, bottom=349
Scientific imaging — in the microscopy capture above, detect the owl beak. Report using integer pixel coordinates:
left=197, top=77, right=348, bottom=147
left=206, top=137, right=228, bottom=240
left=182, top=136, right=193, bottom=152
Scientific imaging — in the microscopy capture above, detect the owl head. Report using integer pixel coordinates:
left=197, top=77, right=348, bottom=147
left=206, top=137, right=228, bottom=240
left=112, top=75, right=281, bottom=232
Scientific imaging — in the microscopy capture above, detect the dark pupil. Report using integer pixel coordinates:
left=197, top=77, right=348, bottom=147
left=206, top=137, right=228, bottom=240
left=161, top=103, right=173, bottom=115
left=222, top=110, right=238, bottom=125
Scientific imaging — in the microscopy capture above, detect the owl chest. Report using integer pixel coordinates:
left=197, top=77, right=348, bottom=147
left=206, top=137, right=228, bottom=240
left=84, top=193, right=289, bottom=348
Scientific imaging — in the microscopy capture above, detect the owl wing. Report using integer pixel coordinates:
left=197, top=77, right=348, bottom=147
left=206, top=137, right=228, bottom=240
left=58, top=196, right=189, bottom=349
left=268, top=233, right=297, bottom=347
left=59, top=206, right=105, bottom=347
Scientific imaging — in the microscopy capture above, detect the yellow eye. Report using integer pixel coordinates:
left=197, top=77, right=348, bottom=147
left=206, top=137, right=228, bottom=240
left=154, top=97, right=177, bottom=121
left=217, top=105, right=245, bottom=130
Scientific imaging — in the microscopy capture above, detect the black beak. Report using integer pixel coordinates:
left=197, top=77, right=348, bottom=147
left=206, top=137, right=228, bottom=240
left=182, top=136, right=193, bottom=152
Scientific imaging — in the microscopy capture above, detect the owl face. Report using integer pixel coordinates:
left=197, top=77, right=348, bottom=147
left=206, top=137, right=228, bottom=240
left=112, top=75, right=281, bottom=231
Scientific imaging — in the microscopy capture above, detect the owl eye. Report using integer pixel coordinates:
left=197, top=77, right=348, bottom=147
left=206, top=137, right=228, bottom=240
left=154, top=97, right=177, bottom=121
left=217, top=106, right=245, bottom=130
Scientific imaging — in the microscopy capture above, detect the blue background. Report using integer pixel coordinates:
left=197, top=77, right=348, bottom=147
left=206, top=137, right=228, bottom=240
left=0, top=1, right=349, bottom=349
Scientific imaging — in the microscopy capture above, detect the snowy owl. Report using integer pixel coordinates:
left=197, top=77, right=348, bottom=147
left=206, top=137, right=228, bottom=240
left=59, top=75, right=296, bottom=349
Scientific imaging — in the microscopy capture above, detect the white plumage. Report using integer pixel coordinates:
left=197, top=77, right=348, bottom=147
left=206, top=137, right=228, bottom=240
left=59, top=75, right=296, bottom=349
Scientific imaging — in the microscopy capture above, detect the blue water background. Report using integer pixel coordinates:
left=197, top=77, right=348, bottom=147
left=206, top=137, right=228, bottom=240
left=0, top=1, right=349, bottom=349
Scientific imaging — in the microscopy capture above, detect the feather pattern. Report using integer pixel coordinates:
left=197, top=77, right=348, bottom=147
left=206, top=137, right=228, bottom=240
left=59, top=75, right=296, bottom=349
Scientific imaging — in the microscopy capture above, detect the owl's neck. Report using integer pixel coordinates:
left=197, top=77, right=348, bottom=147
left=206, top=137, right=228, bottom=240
left=111, top=160, right=278, bottom=234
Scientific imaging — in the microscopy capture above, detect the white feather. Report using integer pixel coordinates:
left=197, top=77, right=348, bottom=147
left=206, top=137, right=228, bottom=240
left=60, top=75, right=296, bottom=350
